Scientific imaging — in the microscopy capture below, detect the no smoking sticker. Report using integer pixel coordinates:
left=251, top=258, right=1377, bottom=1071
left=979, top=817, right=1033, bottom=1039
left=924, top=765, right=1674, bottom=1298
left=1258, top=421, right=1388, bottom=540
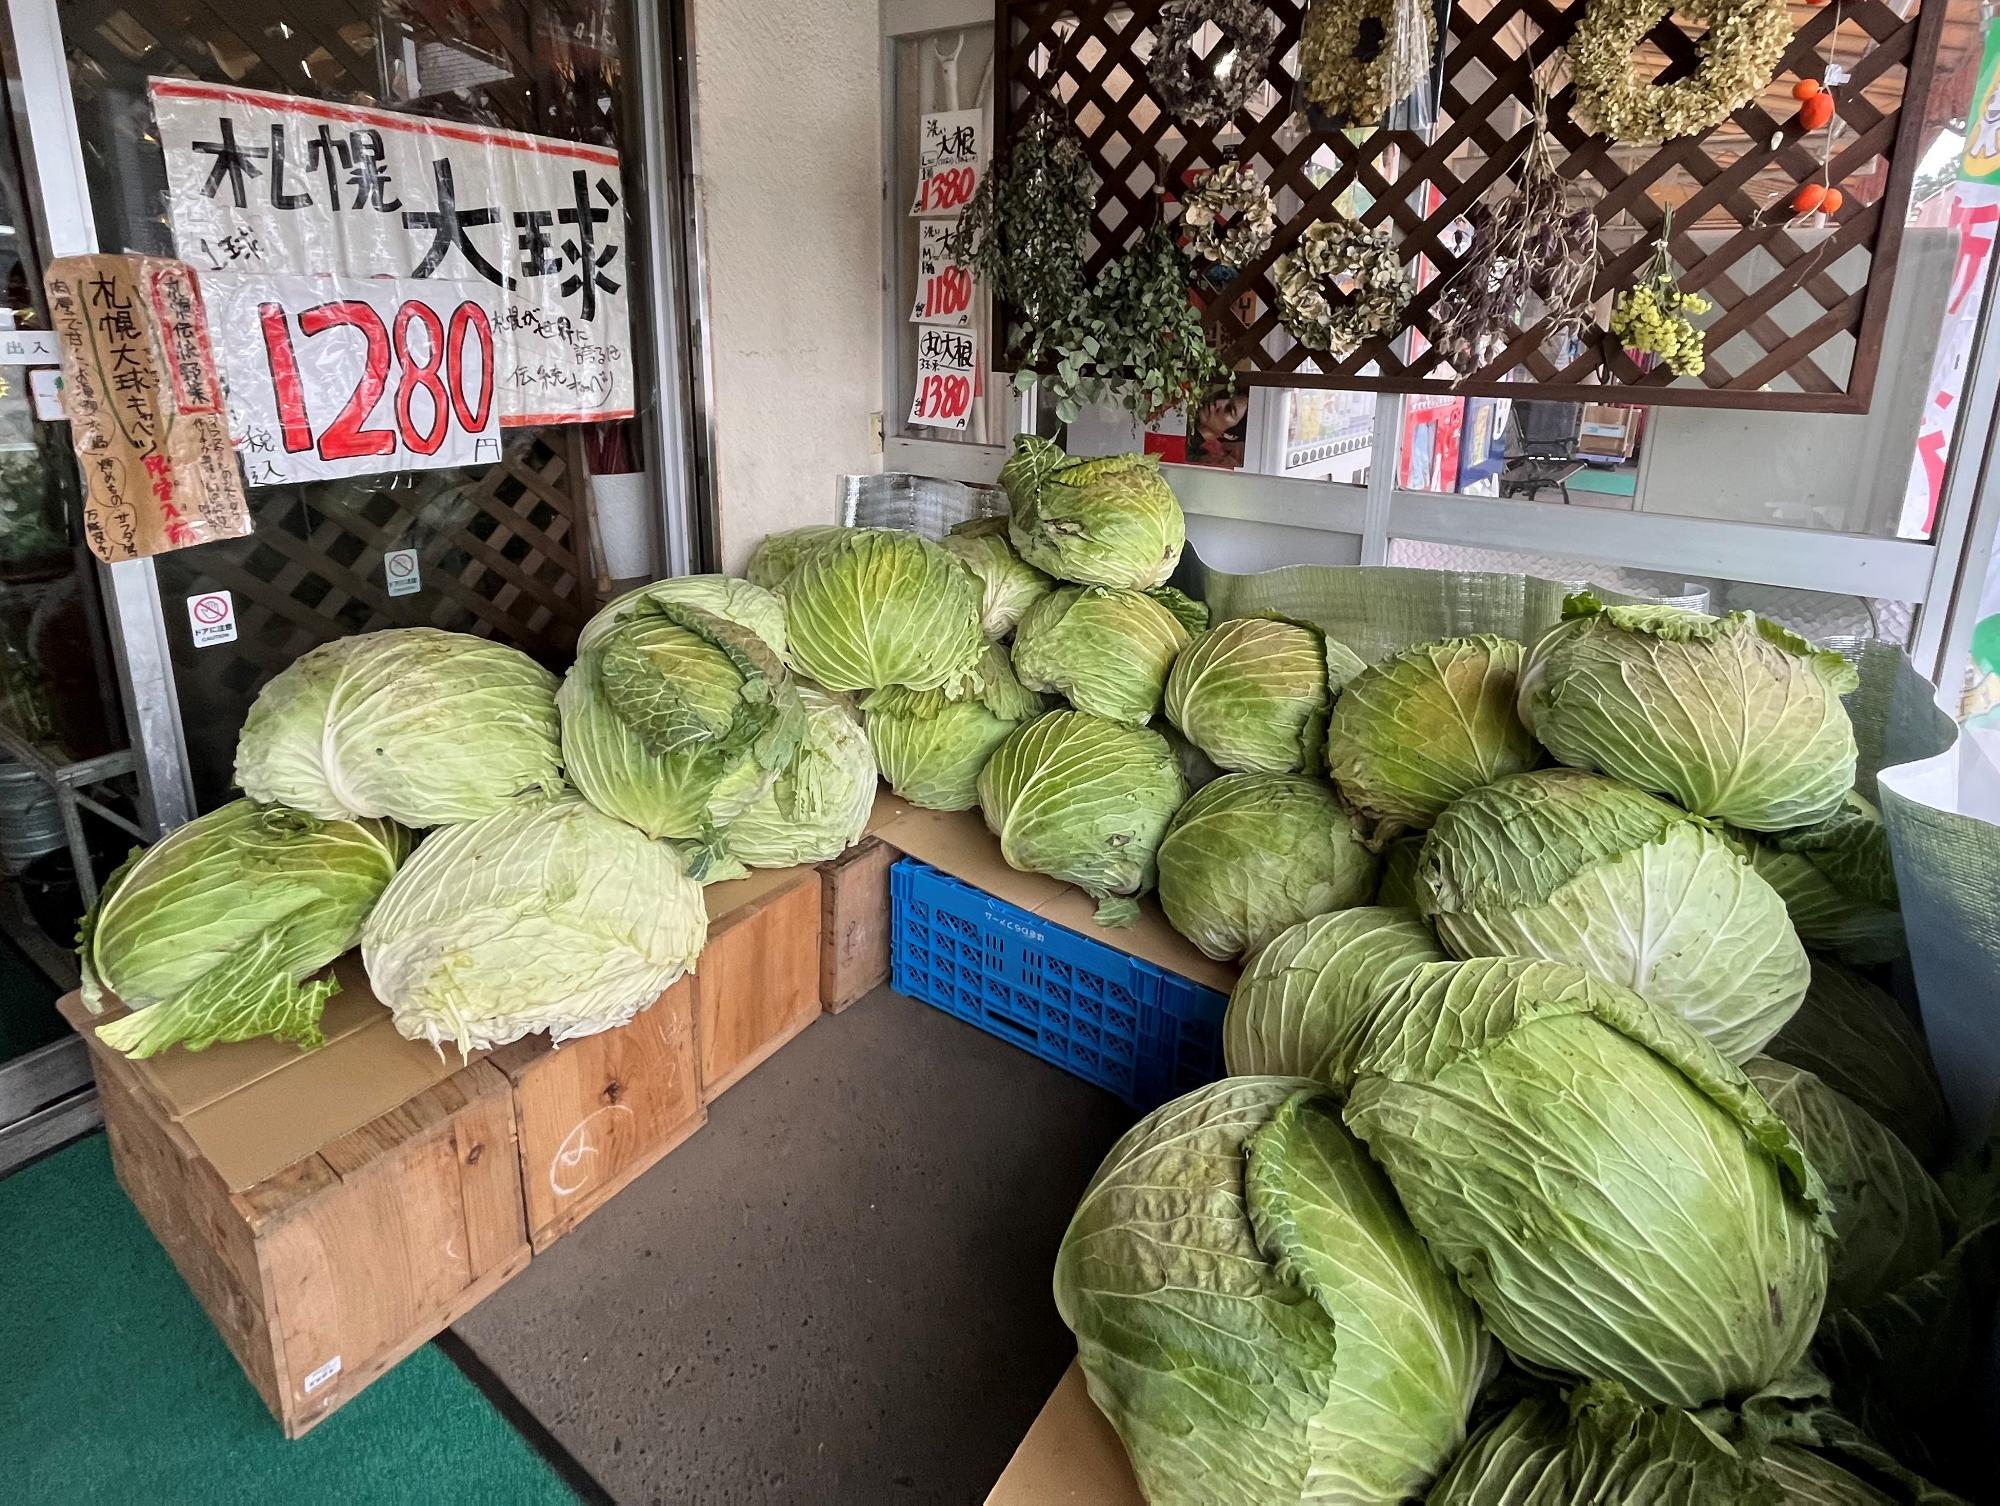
left=186, top=590, right=237, bottom=647
left=384, top=548, right=422, bottom=598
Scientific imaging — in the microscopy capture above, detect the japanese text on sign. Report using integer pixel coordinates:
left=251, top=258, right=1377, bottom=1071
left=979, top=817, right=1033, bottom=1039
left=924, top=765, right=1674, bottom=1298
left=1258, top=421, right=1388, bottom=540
left=45, top=255, right=251, bottom=561
left=909, top=221, right=973, bottom=328
left=909, top=327, right=976, bottom=432
left=909, top=110, right=982, bottom=217
left=204, top=272, right=502, bottom=487
left=149, top=78, right=633, bottom=427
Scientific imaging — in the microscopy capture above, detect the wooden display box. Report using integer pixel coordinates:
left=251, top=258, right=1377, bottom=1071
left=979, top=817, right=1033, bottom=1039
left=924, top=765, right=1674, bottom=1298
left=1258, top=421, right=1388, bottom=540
left=819, top=836, right=896, bottom=1012
left=59, top=978, right=529, bottom=1439
left=695, top=865, right=822, bottom=1101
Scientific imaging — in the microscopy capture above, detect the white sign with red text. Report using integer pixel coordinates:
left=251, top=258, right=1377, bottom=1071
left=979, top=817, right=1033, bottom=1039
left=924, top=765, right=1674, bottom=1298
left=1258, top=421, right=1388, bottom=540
left=909, top=326, right=977, bottom=431
left=149, top=78, right=632, bottom=427
left=909, top=222, right=974, bottom=328
left=909, top=110, right=982, bottom=218
left=204, top=272, right=502, bottom=486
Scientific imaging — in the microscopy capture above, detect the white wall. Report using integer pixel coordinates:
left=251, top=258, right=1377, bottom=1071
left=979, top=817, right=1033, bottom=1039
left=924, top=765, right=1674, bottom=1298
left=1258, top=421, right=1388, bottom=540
left=693, top=0, right=883, bottom=571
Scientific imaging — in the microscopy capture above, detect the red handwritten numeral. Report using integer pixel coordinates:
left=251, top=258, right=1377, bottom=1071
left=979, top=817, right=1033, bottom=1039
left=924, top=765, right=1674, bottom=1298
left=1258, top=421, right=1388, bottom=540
left=916, top=373, right=971, bottom=420
left=257, top=302, right=314, bottom=454
left=924, top=267, right=972, bottom=318
left=919, top=166, right=977, bottom=213
left=447, top=302, right=496, bottom=433
left=393, top=302, right=449, bottom=456
left=298, top=301, right=396, bottom=460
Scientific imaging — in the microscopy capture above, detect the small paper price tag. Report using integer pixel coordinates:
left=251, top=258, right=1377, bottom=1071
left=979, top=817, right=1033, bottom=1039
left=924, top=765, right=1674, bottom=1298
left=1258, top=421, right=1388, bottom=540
left=909, top=327, right=977, bottom=431
left=909, top=110, right=982, bottom=217
left=910, top=222, right=973, bottom=327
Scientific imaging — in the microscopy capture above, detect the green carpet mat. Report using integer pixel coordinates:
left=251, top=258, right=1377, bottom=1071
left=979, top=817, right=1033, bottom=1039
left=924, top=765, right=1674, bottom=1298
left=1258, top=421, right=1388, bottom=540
left=1, top=1135, right=577, bottom=1505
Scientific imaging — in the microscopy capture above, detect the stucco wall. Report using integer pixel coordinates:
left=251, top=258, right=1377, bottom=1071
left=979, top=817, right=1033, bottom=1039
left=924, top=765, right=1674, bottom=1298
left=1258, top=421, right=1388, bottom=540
left=693, top=0, right=883, bottom=572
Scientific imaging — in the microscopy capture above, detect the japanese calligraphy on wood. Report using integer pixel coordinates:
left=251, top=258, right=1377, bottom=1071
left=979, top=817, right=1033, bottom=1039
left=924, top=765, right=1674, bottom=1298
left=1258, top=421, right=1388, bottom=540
left=148, top=79, right=634, bottom=426
left=45, top=255, right=251, bottom=562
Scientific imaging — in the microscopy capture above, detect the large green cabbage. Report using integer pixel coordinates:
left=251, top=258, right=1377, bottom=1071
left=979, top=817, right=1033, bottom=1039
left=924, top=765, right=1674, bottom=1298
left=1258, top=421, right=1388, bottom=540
left=579, top=574, right=787, bottom=659
left=1056, top=1078, right=1489, bottom=1506
left=1744, top=1058, right=1952, bottom=1308
left=1768, top=958, right=1949, bottom=1166
left=1223, top=907, right=1445, bottom=1087
left=82, top=800, right=407, bottom=1058
left=1010, top=584, right=1189, bottom=725
left=362, top=794, right=707, bottom=1053
left=999, top=436, right=1185, bottom=588
left=234, top=627, right=561, bottom=828
left=1156, top=773, right=1376, bottom=960
left=1421, top=768, right=1808, bottom=1062
left=744, top=525, right=847, bottom=589
left=781, top=528, right=984, bottom=692
left=862, top=643, right=1044, bottom=811
left=719, top=688, right=876, bottom=868
left=939, top=517, right=1054, bottom=638
left=1346, top=956, right=1831, bottom=1408
left=976, top=709, right=1184, bottom=925
left=560, top=600, right=805, bottom=848
left=1326, top=635, right=1538, bottom=842
left=1731, top=793, right=1905, bottom=964
left=1165, top=616, right=1367, bottom=774
left=1519, top=595, right=1859, bottom=831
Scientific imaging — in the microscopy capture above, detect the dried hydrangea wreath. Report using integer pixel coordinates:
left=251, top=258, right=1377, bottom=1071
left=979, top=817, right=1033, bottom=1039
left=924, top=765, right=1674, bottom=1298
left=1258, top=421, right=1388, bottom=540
left=1148, top=0, right=1284, bottom=125
left=1270, top=216, right=1411, bottom=357
left=1179, top=160, right=1279, bottom=266
left=1569, top=0, right=1792, bottom=142
left=1298, top=0, right=1435, bottom=124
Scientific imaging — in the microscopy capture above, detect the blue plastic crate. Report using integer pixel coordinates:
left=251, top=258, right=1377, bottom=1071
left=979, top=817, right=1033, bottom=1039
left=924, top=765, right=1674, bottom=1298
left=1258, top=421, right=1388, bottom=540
left=890, top=858, right=1227, bottom=1110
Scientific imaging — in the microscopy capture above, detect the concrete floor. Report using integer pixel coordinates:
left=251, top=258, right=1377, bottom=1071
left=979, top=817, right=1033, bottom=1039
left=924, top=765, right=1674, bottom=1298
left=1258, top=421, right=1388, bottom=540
left=452, top=987, right=1136, bottom=1506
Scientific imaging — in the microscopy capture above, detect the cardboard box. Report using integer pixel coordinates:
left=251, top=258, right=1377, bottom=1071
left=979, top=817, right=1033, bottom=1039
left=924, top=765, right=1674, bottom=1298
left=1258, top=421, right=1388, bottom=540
left=694, top=864, right=823, bottom=1101
left=1577, top=402, right=1640, bottom=459
left=987, top=1360, right=1142, bottom=1505
left=62, top=985, right=528, bottom=1438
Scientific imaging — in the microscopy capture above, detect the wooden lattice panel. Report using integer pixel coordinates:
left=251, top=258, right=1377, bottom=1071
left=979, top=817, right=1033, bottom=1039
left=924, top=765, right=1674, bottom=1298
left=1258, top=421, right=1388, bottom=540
left=997, top=0, right=1948, bottom=411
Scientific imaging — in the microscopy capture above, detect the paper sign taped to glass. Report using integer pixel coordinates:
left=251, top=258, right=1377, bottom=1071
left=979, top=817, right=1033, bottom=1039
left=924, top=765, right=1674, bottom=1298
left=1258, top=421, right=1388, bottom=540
left=147, top=78, right=633, bottom=428
left=43, top=254, right=252, bottom=562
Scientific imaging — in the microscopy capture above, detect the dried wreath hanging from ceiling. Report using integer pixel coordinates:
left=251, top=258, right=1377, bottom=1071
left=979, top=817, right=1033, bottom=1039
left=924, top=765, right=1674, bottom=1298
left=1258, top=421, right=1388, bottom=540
left=1270, top=216, right=1411, bottom=357
left=1569, top=0, right=1792, bottom=142
left=1148, top=0, right=1284, bottom=125
left=1179, top=160, right=1278, bottom=267
left=1297, top=0, right=1435, bottom=124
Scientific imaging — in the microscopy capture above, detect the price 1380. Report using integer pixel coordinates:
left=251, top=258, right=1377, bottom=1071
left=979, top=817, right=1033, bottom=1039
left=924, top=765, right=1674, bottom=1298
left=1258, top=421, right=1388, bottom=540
left=913, top=166, right=977, bottom=214
left=913, top=373, right=972, bottom=422
left=258, top=298, right=496, bottom=461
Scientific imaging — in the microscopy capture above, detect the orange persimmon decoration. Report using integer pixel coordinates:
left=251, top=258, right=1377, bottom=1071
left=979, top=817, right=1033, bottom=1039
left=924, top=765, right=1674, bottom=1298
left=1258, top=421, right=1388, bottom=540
left=1793, top=183, right=1829, bottom=214
left=1821, top=187, right=1845, bottom=213
left=1800, top=92, right=1836, bottom=130
left=1792, top=79, right=1821, bottom=100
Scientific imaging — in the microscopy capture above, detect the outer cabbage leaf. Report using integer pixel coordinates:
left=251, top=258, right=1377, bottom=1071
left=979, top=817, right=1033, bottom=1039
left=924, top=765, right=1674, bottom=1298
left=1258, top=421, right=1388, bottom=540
left=1055, top=1078, right=1487, bottom=1506
left=1346, top=956, right=1831, bottom=1408
left=1156, top=773, right=1376, bottom=960
left=234, top=627, right=561, bottom=828
left=1729, top=794, right=1905, bottom=964
left=745, top=525, right=847, bottom=589
left=1518, top=595, right=1859, bottom=831
left=1327, top=635, right=1537, bottom=842
left=862, top=643, right=1045, bottom=811
left=1421, top=769, right=1808, bottom=1062
left=1147, top=585, right=1210, bottom=636
left=1375, top=836, right=1425, bottom=910
left=977, top=709, right=1184, bottom=925
left=86, top=801, right=406, bottom=1058
left=720, top=687, right=876, bottom=867
left=1223, top=906, right=1445, bottom=1087
left=1166, top=616, right=1366, bottom=775
left=579, top=574, right=787, bottom=659
left=940, top=517, right=1054, bottom=639
left=362, top=793, right=706, bottom=1054
left=781, top=528, right=984, bottom=692
left=1009, top=584, right=1189, bottom=725
left=1000, top=436, right=1185, bottom=588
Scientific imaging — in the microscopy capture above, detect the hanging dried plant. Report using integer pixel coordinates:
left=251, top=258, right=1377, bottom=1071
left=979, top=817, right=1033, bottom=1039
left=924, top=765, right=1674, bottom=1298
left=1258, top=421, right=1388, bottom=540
left=1430, top=102, right=1598, bottom=376
left=1149, top=0, right=1283, bottom=125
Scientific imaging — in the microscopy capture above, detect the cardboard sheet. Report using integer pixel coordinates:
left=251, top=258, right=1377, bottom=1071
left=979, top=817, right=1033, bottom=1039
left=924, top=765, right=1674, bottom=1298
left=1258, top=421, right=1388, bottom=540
left=986, top=1360, right=1142, bottom=1505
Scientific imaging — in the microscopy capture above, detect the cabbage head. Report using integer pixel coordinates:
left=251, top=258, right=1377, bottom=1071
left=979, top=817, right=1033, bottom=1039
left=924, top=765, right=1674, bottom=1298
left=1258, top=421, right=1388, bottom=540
left=1421, top=768, right=1808, bottom=1062
left=1519, top=595, right=1859, bottom=831
left=863, top=643, right=1044, bottom=810
left=939, top=517, right=1053, bottom=638
left=580, top=574, right=787, bottom=659
left=1768, top=958, right=1948, bottom=1166
left=82, top=801, right=407, bottom=1058
left=1744, top=1058, right=1951, bottom=1307
left=1345, top=955, right=1831, bottom=1408
left=1010, top=584, right=1189, bottom=725
left=1156, top=773, right=1376, bottom=960
left=560, top=600, right=805, bottom=849
left=1165, top=616, right=1368, bottom=774
left=1375, top=835, right=1425, bottom=910
left=234, top=627, right=561, bottom=828
left=1731, top=793, right=1905, bottom=965
left=1326, top=634, right=1537, bottom=841
left=363, top=793, right=706, bottom=1053
left=720, top=688, right=876, bottom=868
left=1147, top=585, right=1210, bottom=636
left=1223, top=906, right=1445, bottom=1087
left=977, top=709, right=1185, bottom=925
left=782, top=528, right=984, bottom=692
left=745, top=525, right=847, bottom=589
left=1056, top=1078, right=1489, bottom=1506
left=1000, top=436, right=1184, bottom=588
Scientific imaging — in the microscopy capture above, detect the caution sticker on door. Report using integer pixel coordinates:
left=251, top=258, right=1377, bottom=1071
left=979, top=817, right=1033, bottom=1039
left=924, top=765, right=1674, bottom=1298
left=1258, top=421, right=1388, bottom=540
left=186, top=590, right=237, bottom=647
left=384, top=548, right=422, bottom=598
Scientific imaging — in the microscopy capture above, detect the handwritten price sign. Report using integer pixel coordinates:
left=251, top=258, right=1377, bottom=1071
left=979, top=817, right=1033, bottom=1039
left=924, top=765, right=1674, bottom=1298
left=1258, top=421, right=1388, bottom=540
left=909, top=110, right=982, bottom=218
left=205, top=272, right=502, bottom=486
left=910, top=222, right=974, bottom=328
left=909, top=327, right=977, bottom=431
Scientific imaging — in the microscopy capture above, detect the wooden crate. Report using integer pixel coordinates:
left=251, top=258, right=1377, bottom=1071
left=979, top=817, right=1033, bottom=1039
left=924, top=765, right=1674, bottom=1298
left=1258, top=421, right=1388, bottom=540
left=695, top=868, right=822, bottom=1101
left=65, top=993, right=529, bottom=1438
left=819, top=835, right=896, bottom=1013
left=488, top=977, right=705, bottom=1253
